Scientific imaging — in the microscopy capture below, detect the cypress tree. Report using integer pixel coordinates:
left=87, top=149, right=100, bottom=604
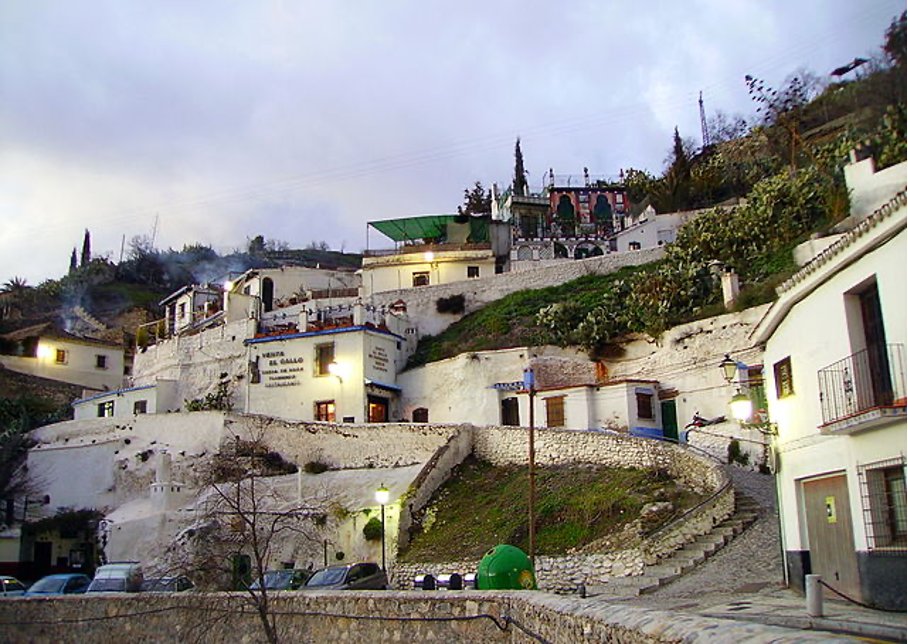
left=81, top=229, right=91, bottom=267
left=513, top=138, right=528, bottom=196
left=69, top=248, right=78, bottom=273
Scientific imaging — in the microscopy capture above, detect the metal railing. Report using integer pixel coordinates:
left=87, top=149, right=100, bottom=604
left=818, top=344, right=906, bottom=426
left=363, top=242, right=491, bottom=257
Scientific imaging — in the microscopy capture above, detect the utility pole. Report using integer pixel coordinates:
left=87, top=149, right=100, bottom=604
left=699, top=91, right=711, bottom=149
left=524, top=367, right=537, bottom=566
left=150, top=214, right=159, bottom=249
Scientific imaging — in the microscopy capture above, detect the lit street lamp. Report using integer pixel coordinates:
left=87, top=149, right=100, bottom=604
left=375, top=484, right=390, bottom=571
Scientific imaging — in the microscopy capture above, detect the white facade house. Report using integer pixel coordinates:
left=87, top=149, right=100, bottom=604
left=245, top=324, right=407, bottom=423
left=228, top=266, right=359, bottom=313
left=753, top=158, right=906, bottom=610
left=613, top=205, right=707, bottom=253
left=0, top=323, right=126, bottom=392
left=160, top=284, right=224, bottom=337
left=362, top=215, right=511, bottom=297
left=72, top=380, right=180, bottom=421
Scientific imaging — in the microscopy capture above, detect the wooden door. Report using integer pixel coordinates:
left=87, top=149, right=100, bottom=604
left=661, top=400, right=678, bottom=442
left=802, top=474, right=862, bottom=600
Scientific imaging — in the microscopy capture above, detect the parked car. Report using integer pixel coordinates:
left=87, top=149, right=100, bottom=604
left=304, top=563, right=387, bottom=590
left=24, top=573, right=91, bottom=596
left=140, top=576, right=194, bottom=592
left=249, top=569, right=311, bottom=591
left=0, top=576, right=27, bottom=597
left=87, top=562, right=144, bottom=593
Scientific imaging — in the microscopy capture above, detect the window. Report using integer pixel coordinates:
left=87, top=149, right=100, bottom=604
left=628, top=241, right=641, bottom=251
left=636, top=391, right=655, bottom=420
left=412, top=271, right=430, bottom=287
left=315, top=343, right=335, bottom=376
left=97, top=401, right=114, bottom=418
left=773, top=356, right=794, bottom=398
left=96, top=354, right=107, bottom=369
left=178, top=303, right=186, bottom=318
left=467, top=266, right=480, bottom=278
left=55, top=349, right=67, bottom=364
left=501, top=398, right=519, bottom=426
left=315, top=401, right=336, bottom=422
left=545, top=396, right=565, bottom=428
left=412, top=408, right=429, bottom=423
left=133, top=400, right=148, bottom=415
left=858, top=457, right=906, bottom=551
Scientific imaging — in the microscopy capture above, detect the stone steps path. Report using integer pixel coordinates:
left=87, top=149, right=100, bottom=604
left=587, top=490, right=762, bottom=598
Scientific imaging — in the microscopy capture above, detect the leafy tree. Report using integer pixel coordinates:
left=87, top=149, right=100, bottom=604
left=884, top=11, right=906, bottom=70
left=513, top=138, right=528, bottom=196
left=457, top=181, right=491, bottom=215
left=248, top=235, right=266, bottom=255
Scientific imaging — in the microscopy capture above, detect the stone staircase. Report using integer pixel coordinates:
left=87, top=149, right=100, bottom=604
left=588, top=490, right=762, bottom=598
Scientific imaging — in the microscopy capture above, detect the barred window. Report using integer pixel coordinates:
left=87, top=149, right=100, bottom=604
left=858, top=457, right=906, bottom=551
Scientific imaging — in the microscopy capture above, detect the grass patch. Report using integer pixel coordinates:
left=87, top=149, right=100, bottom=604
left=398, top=456, right=705, bottom=563
left=405, top=266, right=648, bottom=369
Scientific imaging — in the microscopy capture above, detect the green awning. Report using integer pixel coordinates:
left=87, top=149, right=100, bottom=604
left=369, top=214, right=492, bottom=243
left=369, top=215, right=458, bottom=242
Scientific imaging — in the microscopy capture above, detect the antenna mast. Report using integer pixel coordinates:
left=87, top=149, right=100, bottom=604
left=150, top=214, right=159, bottom=249
left=699, top=91, right=710, bottom=148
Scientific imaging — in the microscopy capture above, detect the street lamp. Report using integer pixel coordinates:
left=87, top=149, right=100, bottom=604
left=729, top=390, right=753, bottom=422
left=375, top=484, right=390, bottom=571
left=719, top=354, right=738, bottom=384
left=523, top=366, right=537, bottom=566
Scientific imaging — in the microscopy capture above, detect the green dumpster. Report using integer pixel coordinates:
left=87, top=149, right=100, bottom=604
left=476, top=545, right=536, bottom=590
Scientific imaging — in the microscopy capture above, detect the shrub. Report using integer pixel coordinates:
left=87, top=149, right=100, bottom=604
left=436, top=294, right=466, bottom=314
left=363, top=517, right=384, bottom=541
left=304, top=460, right=330, bottom=474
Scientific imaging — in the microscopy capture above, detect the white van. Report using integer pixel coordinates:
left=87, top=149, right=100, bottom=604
left=87, top=562, right=144, bottom=593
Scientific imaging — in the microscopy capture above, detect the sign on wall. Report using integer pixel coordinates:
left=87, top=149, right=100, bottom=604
left=254, top=349, right=305, bottom=388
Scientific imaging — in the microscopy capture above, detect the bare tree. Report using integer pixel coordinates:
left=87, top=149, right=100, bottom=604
left=161, top=422, right=326, bottom=644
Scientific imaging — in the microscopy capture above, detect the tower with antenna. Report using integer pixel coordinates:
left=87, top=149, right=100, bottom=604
left=699, top=91, right=710, bottom=149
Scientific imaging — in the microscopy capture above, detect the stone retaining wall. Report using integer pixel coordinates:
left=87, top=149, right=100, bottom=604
left=368, top=248, right=664, bottom=337
left=0, top=591, right=852, bottom=643
left=397, top=426, right=731, bottom=591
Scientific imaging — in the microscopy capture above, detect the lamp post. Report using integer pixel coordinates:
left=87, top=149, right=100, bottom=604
left=523, top=366, right=537, bottom=566
left=375, top=484, right=390, bottom=571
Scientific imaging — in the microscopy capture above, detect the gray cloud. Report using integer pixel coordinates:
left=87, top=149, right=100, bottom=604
left=0, top=0, right=901, bottom=283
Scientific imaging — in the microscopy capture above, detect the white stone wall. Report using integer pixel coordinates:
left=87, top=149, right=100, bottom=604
left=133, top=319, right=253, bottom=409
left=27, top=412, right=228, bottom=514
left=362, top=249, right=496, bottom=297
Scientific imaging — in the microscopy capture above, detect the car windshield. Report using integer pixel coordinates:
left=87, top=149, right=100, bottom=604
left=27, top=577, right=67, bottom=593
left=250, top=571, right=293, bottom=590
left=89, top=579, right=125, bottom=592
left=141, top=578, right=175, bottom=591
left=306, top=568, right=347, bottom=587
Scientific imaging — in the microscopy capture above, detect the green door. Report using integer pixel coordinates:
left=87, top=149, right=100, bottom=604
left=661, top=399, right=679, bottom=442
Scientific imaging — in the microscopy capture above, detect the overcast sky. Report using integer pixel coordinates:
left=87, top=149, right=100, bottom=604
left=0, top=0, right=902, bottom=284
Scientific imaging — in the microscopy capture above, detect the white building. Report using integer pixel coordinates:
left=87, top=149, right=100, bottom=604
left=613, top=205, right=712, bottom=253
left=228, top=265, right=359, bottom=313
left=245, top=321, right=407, bottom=423
left=0, top=323, right=126, bottom=392
left=362, top=215, right=511, bottom=297
left=753, top=157, right=906, bottom=610
left=71, top=380, right=180, bottom=421
left=160, top=284, right=224, bottom=337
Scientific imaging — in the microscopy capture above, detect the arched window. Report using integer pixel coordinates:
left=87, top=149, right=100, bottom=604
left=412, top=408, right=429, bottom=423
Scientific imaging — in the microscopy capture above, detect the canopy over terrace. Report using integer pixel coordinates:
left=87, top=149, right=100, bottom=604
left=367, top=214, right=491, bottom=247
